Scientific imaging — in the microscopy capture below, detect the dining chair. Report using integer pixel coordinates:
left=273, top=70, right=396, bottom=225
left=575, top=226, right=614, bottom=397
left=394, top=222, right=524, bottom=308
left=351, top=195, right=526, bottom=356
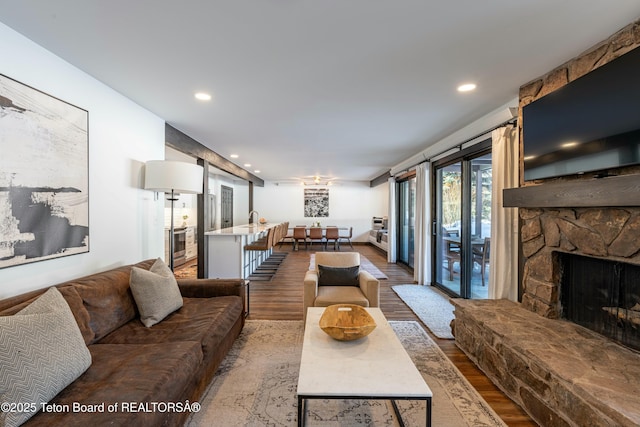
left=307, top=226, right=325, bottom=249
left=443, top=227, right=461, bottom=281
left=293, top=226, right=308, bottom=251
left=324, top=226, right=340, bottom=250
left=337, top=226, right=353, bottom=249
left=472, top=237, right=490, bottom=286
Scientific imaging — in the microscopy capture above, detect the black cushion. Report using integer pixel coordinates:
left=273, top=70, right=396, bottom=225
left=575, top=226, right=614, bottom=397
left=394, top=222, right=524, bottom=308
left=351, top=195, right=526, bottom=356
left=317, top=265, right=360, bottom=287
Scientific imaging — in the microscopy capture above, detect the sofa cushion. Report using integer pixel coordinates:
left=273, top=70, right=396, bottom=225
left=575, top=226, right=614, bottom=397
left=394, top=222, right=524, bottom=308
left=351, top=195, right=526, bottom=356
left=100, top=296, right=243, bottom=361
left=23, top=342, right=203, bottom=426
left=0, top=288, right=91, bottom=427
left=70, top=263, right=149, bottom=343
left=314, top=286, right=370, bottom=307
left=317, top=264, right=360, bottom=286
left=58, top=286, right=96, bottom=344
left=130, top=258, right=183, bottom=327
left=314, top=252, right=360, bottom=269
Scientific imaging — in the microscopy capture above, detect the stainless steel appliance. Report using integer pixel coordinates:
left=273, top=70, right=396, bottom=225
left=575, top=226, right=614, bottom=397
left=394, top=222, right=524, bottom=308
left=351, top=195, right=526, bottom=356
left=173, top=227, right=187, bottom=267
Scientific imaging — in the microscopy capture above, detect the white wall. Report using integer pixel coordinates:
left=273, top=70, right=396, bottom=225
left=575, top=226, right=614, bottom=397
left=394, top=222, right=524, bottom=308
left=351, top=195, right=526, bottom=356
left=254, top=181, right=389, bottom=242
left=208, top=173, right=249, bottom=229
left=0, top=22, right=165, bottom=298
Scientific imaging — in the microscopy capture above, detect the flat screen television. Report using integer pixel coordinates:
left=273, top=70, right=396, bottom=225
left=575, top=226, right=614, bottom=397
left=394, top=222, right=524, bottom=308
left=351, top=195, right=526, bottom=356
left=522, top=46, right=640, bottom=181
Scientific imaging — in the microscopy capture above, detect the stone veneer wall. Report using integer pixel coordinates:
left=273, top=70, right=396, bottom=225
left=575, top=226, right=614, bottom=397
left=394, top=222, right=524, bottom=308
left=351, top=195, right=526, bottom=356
left=518, top=19, right=640, bottom=318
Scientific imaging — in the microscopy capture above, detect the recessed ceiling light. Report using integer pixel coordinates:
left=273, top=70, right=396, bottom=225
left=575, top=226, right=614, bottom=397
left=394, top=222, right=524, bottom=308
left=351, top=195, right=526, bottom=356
left=194, top=92, right=212, bottom=101
left=457, top=83, right=477, bottom=92
left=244, top=163, right=251, bottom=167
left=561, top=141, right=579, bottom=148
left=230, top=154, right=239, bottom=158
left=254, top=170, right=261, bottom=174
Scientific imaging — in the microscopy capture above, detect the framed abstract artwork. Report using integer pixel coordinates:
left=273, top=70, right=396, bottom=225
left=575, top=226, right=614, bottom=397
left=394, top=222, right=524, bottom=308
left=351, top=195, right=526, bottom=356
left=0, top=74, right=89, bottom=269
left=304, top=188, right=329, bottom=217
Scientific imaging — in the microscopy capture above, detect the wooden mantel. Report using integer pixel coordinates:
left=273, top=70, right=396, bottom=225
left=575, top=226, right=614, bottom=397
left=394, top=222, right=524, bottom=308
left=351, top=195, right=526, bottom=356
left=503, top=174, right=640, bottom=208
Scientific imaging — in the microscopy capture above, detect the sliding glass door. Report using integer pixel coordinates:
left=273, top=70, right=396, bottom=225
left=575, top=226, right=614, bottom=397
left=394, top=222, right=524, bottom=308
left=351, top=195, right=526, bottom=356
left=433, top=141, right=491, bottom=298
left=435, top=162, right=462, bottom=295
left=397, top=176, right=416, bottom=268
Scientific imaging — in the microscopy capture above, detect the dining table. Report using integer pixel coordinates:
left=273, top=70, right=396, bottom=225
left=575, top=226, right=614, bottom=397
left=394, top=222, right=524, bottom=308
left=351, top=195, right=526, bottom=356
left=288, top=226, right=349, bottom=250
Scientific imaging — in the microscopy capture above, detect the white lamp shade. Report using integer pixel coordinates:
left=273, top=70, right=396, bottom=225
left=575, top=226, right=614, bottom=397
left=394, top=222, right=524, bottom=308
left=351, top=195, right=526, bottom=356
left=144, top=160, right=204, bottom=194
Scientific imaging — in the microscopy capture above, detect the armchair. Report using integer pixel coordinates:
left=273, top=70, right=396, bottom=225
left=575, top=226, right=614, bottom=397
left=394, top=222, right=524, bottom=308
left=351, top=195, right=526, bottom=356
left=303, top=252, right=380, bottom=321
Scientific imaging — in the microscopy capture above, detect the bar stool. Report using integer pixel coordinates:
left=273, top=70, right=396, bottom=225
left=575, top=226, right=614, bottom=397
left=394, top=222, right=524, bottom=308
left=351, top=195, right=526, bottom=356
left=244, top=227, right=273, bottom=274
left=279, top=222, right=292, bottom=248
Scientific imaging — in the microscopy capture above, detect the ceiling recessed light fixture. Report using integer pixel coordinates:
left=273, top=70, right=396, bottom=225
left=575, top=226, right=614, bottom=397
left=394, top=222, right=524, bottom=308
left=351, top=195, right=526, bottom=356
left=244, top=163, right=251, bottom=167
left=561, top=141, right=579, bottom=148
left=230, top=154, right=239, bottom=159
left=254, top=170, right=261, bottom=174
left=457, top=83, right=477, bottom=92
left=194, top=92, right=212, bottom=101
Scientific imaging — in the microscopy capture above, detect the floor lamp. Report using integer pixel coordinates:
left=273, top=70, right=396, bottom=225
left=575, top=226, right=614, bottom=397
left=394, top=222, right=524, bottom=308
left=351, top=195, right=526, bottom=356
left=145, top=160, right=204, bottom=271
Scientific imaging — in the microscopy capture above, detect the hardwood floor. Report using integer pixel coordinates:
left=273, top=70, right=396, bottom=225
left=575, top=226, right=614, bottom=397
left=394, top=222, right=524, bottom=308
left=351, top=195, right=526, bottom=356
left=181, top=244, right=537, bottom=426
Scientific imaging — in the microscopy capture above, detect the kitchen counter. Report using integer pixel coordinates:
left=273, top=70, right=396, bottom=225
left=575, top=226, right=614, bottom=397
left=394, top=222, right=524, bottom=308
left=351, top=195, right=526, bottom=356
left=205, top=223, right=274, bottom=236
left=205, top=223, right=277, bottom=279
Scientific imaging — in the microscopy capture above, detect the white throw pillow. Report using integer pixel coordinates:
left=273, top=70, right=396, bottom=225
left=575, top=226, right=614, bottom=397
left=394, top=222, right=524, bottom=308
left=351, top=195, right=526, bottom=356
left=130, top=258, right=183, bottom=327
left=0, top=287, right=92, bottom=427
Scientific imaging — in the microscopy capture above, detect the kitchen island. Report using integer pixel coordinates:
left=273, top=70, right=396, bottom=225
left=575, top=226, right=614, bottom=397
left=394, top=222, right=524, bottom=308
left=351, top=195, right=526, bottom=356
left=205, top=223, right=277, bottom=279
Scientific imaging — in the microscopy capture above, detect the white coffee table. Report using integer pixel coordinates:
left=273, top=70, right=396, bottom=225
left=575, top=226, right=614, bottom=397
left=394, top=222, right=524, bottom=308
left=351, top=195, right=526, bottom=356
left=297, top=307, right=432, bottom=427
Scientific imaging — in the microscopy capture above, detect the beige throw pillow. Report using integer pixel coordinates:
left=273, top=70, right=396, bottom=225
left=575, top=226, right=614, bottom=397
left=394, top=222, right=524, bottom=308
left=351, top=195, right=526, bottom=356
left=130, top=258, right=183, bottom=327
left=0, top=287, right=92, bottom=427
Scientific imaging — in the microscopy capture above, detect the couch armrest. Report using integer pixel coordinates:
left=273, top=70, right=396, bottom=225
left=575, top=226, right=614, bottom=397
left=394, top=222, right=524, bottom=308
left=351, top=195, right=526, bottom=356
left=177, top=278, right=245, bottom=299
left=303, top=271, right=319, bottom=321
left=358, top=271, right=380, bottom=307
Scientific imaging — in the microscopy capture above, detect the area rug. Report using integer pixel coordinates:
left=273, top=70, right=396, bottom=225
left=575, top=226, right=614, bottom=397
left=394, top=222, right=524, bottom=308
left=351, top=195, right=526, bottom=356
left=309, top=253, right=388, bottom=279
left=392, top=285, right=455, bottom=339
left=186, top=320, right=506, bottom=427
left=174, top=263, right=197, bottom=279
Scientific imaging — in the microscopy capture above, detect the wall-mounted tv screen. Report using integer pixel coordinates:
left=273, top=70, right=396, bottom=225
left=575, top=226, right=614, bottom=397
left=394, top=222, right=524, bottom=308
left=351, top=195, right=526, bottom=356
left=522, top=46, right=640, bottom=181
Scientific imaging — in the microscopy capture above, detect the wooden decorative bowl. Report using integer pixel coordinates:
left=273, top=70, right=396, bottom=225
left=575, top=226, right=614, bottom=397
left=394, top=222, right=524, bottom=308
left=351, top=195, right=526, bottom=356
left=319, top=304, right=377, bottom=341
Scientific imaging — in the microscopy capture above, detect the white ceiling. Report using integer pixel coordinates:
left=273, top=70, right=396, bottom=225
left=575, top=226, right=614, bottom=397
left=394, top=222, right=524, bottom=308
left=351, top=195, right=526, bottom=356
left=1, top=1, right=639, bottom=183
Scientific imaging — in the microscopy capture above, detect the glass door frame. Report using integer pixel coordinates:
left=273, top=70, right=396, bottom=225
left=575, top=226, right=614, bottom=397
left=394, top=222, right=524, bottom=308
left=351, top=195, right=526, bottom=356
left=396, top=171, right=416, bottom=270
left=431, top=139, right=491, bottom=298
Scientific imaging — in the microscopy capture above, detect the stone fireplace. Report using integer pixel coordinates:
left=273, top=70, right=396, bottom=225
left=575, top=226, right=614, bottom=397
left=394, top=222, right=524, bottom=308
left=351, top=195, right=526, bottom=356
left=451, top=19, right=640, bottom=427
left=558, top=252, right=640, bottom=352
left=520, top=206, right=640, bottom=318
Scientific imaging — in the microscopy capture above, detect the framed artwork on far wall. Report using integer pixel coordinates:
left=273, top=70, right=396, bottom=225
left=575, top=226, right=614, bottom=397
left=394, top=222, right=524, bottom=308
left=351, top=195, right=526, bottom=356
left=304, top=188, right=329, bottom=217
left=0, top=74, right=89, bottom=269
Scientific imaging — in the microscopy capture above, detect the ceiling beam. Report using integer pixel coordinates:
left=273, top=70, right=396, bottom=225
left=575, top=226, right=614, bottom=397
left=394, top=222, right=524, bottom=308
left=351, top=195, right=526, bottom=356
left=370, top=171, right=391, bottom=187
left=165, top=123, right=264, bottom=187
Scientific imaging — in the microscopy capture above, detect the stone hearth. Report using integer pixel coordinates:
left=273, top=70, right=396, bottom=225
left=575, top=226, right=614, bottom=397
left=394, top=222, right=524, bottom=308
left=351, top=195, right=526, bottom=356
left=452, top=299, right=640, bottom=427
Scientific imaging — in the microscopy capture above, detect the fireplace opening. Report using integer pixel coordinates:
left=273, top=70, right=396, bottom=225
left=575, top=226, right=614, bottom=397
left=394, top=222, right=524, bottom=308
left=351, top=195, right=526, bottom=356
left=559, top=253, right=640, bottom=352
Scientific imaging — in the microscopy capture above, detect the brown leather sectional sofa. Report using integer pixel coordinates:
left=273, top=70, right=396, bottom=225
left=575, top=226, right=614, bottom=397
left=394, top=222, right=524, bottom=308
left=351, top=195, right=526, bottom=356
left=0, top=259, right=245, bottom=426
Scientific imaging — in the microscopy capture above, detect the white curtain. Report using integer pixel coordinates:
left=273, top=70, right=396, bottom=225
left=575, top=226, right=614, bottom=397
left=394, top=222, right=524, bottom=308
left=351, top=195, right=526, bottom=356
left=414, top=163, right=431, bottom=284
left=387, top=177, right=397, bottom=263
left=489, top=125, right=519, bottom=300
